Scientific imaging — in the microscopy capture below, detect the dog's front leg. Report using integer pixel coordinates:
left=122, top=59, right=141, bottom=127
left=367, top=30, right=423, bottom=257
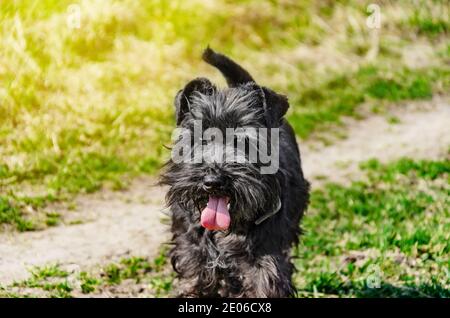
left=223, top=254, right=295, bottom=298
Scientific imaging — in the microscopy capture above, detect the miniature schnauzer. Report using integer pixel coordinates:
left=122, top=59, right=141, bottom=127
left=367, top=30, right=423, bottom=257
left=160, top=47, right=310, bottom=297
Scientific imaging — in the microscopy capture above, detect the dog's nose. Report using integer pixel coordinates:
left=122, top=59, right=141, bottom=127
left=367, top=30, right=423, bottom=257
left=203, top=175, right=223, bottom=191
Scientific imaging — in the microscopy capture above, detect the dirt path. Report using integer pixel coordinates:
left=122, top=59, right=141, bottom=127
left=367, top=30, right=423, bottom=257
left=0, top=96, right=448, bottom=286
left=302, top=96, right=450, bottom=184
left=0, top=180, right=170, bottom=285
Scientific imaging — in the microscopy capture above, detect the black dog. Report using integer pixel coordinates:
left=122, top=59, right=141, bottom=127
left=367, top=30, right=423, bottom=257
left=160, top=48, right=309, bottom=297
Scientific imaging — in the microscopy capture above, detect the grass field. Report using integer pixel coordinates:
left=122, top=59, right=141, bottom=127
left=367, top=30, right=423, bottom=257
left=2, top=157, right=448, bottom=298
left=294, top=157, right=450, bottom=297
left=0, top=0, right=449, bottom=297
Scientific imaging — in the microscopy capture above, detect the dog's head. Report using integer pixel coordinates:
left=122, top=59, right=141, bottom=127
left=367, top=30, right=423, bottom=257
left=160, top=48, right=289, bottom=232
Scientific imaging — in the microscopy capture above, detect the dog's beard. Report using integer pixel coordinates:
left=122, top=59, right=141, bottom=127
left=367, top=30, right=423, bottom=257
left=160, top=162, right=281, bottom=231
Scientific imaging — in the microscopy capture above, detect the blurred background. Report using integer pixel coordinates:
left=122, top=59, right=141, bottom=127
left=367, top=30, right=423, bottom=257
left=0, top=0, right=449, bottom=297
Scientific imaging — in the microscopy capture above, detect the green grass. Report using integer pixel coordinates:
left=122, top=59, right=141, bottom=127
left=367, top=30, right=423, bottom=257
left=1, top=247, right=173, bottom=297
left=103, top=256, right=157, bottom=285
left=45, top=212, right=61, bottom=226
left=0, top=193, right=61, bottom=231
left=101, top=248, right=172, bottom=286
left=10, top=265, right=73, bottom=298
left=360, top=158, right=450, bottom=181
left=288, top=66, right=444, bottom=138
left=408, top=6, right=449, bottom=37
left=367, top=76, right=432, bottom=101
left=97, top=248, right=175, bottom=297
left=294, top=158, right=450, bottom=297
left=0, top=196, right=35, bottom=231
left=387, top=116, right=401, bottom=125
left=98, top=247, right=175, bottom=297
left=79, top=272, right=100, bottom=294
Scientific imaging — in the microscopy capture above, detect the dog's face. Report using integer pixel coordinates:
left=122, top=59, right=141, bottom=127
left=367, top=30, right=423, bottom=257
left=161, top=78, right=288, bottom=232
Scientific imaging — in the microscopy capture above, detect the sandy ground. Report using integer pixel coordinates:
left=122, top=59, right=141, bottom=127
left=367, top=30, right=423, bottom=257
left=0, top=181, right=170, bottom=285
left=302, top=96, right=450, bottom=184
left=0, top=96, right=448, bottom=286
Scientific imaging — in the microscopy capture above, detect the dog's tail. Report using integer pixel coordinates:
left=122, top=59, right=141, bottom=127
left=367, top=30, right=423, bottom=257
left=202, top=47, right=254, bottom=87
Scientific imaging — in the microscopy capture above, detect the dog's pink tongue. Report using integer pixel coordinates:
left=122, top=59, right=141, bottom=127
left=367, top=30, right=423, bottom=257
left=201, top=196, right=230, bottom=231
left=200, top=197, right=218, bottom=230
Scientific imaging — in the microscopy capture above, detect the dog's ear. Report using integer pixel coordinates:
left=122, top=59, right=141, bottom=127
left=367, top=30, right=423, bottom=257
left=261, top=87, right=290, bottom=127
left=175, top=77, right=216, bottom=125
left=241, top=83, right=289, bottom=127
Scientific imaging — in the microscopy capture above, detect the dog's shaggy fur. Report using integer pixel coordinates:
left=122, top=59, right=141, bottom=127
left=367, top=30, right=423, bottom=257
left=160, top=48, right=310, bottom=297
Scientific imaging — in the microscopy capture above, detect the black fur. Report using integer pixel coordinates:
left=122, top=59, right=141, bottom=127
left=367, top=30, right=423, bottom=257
left=160, top=48, right=310, bottom=297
